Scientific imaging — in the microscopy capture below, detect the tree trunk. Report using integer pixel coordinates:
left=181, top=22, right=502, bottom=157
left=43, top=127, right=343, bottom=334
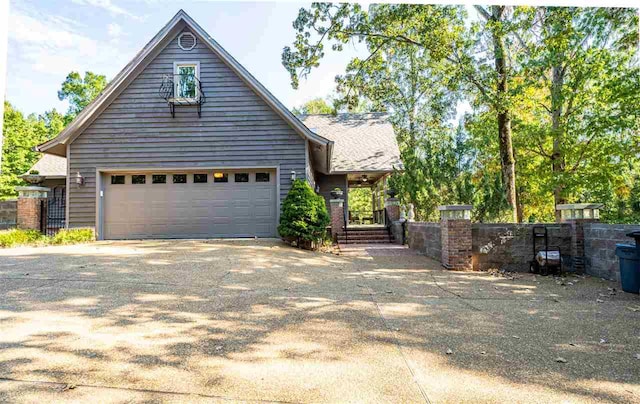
left=491, top=6, right=519, bottom=222
left=550, top=64, right=566, bottom=221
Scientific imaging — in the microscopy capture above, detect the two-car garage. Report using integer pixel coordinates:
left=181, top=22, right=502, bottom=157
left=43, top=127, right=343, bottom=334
left=101, top=169, right=277, bottom=240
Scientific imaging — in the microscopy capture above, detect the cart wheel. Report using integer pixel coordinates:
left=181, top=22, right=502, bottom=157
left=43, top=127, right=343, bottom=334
left=529, top=262, right=539, bottom=274
left=540, top=265, right=549, bottom=276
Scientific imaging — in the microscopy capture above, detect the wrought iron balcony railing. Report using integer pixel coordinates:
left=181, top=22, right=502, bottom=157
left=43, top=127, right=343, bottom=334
left=159, top=73, right=206, bottom=117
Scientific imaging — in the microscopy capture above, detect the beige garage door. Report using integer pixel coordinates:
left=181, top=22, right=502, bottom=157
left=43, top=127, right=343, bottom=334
left=102, top=169, right=277, bottom=239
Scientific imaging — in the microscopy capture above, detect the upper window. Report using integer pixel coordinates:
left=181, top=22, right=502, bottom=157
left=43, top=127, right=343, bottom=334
left=152, top=174, right=167, bottom=184
left=256, top=172, right=270, bottom=182
left=235, top=173, right=249, bottom=183
left=111, top=175, right=125, bottom=185
left=174, top=62, right=199, bottom=100
left=177, top=32, right=197, bottom=51
left=173, top=174, right=187, bottom=184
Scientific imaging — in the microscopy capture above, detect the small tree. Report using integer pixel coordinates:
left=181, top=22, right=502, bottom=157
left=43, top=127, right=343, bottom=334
left=278, top=179, right=330, bottom=247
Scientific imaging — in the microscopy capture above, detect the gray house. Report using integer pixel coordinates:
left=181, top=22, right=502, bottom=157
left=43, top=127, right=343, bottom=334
left=35, top=10, right=401, bottom=240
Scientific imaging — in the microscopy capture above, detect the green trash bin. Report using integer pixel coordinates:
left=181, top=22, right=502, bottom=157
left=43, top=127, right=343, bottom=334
left=616, top=244, right=640, bottom=294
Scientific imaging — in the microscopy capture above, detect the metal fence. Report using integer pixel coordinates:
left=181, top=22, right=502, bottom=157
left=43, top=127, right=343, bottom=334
left=41, top=196, right=66, bottom=236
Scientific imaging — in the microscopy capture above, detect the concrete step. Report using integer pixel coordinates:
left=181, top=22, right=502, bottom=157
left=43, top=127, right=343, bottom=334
left=337, top=234, right=391, bottom=241
left=339, top=239, right=395, bottom=244
left=337, top=230, right=390, bottom=236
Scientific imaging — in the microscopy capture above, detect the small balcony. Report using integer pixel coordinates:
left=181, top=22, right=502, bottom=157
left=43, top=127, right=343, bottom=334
left=159, top=73, right=206, bottom=117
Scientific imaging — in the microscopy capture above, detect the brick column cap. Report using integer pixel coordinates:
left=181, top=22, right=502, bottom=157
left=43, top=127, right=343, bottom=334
left=16, top=186, right=50, bottom=199
left=329, top=198, right=344, bottom=205
left=556, top=203, right=602, bottom=222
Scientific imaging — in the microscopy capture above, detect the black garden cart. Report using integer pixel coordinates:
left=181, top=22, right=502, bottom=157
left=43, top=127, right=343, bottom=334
left=529, top=226, right=561, bottom=276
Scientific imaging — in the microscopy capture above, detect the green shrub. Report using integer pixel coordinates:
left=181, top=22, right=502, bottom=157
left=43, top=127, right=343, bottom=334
left=278, top=179, right=330, bottom=247
left=0, top=229, right=46, bottom=247
left=51, top=228, right=95, bottom=245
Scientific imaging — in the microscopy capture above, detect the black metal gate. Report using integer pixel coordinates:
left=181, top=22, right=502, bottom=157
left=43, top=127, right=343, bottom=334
left=41, top=196, right=66, bottom=236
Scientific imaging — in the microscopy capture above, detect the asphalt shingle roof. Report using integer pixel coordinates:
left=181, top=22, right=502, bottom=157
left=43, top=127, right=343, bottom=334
left=300, top=113, right=402, bottom=173
left=28, top=154, right=67, bottom=177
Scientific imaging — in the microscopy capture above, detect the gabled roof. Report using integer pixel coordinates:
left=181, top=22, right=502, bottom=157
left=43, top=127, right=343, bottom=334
left=300, top=113, right=402, bottom=173
left=24, top=154, right=67, bottom=178
left=36, top=10, right=333, bottom=172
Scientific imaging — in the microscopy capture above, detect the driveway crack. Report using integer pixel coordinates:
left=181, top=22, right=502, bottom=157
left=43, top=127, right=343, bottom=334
left=354, top=266, right=432, bottom=404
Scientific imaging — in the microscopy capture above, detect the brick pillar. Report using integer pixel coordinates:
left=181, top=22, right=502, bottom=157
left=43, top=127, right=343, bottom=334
left=330, top=198, right=345, bottom=239
left=16, top=186, right=49, bottom=231
left=385, top=197, right=400, bottom=223
left=556, top=203, right=602, bottom=274
left=439, top=205, right=473, bottom=270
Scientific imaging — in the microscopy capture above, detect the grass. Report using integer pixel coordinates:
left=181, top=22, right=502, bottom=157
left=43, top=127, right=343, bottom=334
left=0, top=228, right=94, bottom=248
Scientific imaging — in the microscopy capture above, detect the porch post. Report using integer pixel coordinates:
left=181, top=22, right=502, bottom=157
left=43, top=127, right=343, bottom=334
left=16, top=186, right=49, bottom=231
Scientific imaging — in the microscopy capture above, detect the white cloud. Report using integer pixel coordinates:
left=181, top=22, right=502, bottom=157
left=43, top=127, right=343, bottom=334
left=71, top=0, right=142, bottom=21
left=107, top=22, right=123, bottom=38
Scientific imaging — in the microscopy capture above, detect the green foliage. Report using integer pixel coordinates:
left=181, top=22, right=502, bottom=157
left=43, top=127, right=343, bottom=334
left=292, top=98, right=335, bottom=116
left=283, top=4, right=640, bottom=224
left=0, top=229, right=46, bottom=248
left=58, top=71, right=107, bottom=121
left=278, top=179, right=330, bottom=244
left=348, top=187, right=372, bottom=221
left=51, top=228, right=95, bottom=245
left=1, top=102, right=50, bottom=199
left=0, top=228, right=95, bottom=248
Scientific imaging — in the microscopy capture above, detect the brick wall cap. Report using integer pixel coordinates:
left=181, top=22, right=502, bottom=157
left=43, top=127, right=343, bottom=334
left=329, top=199, right=344, bottom=203
left=556, top=203, right=603, bottom=210
left=438, top=205, right=473, bottom=211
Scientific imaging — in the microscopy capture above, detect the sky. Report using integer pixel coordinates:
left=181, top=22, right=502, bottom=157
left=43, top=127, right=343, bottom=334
left=6, top=0, right=369, bottom=116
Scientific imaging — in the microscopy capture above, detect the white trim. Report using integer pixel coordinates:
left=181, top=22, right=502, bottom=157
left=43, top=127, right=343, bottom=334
left=65, top=143, right=70, bottom=229
left=95, top=165, right=280, bottom=241
left=172, top=60, right=200, bottom=101
left=177, top=32, right=196, bottom=51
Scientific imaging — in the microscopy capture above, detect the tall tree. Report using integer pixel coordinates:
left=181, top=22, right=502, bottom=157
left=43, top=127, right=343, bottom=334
left=57, top=71, right=107, bottom=122
left=0, top=102, right=49, bottom=198
left=517, top=7, right=639, bottom=219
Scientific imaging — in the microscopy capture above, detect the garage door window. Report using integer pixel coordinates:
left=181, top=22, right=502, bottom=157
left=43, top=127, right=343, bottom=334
left=173, top=174, right=187, bottom=184
left=213, top=173, right=228, bottom=183
left=152, top=175, right=167, bottom=184
left=111, top=175, right=125, bottom=185
left=132, top=175, right=146, bottom=184
left=193, top=174, right=207, bottom=183
left=256, top=173, right=270, bottom=182
left=235, top=173, right=249, bottom=183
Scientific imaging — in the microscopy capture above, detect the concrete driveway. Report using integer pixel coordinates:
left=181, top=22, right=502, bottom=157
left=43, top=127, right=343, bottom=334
left=0, top=240, right=638, bottom=403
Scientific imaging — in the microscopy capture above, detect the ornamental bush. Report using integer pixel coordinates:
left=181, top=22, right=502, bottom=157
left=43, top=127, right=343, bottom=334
left=278, top=179, right=330, bottom=247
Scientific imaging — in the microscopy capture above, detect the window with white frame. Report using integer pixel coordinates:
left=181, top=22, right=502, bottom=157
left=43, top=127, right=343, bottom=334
left=174, top=61, right=199, bottom=100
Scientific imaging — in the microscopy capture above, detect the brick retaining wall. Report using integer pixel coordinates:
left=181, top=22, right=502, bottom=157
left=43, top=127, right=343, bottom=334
left=0, top=200, right=17, bottom=230
left=407, top=222, right=441, bottom=261
left=472, top=223, right=572, bottom=272
left=584, top=223, right=640, bottom=281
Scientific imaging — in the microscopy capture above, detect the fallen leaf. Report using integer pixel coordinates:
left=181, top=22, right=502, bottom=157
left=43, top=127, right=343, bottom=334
left=599, top=338, right=608, bottom=344
left=446, top=348, right=453, bottom=355
left=512, top=335, right=521, bottom=339
left=480, top=351, right=487, bottom=355
left=61, top=384, right=76, bottom=392
left=386, top=290, right=393, bottom=294
left=627, top=306, right=640, bottom=312
left=634, top=354, right=640, bottom=360
left=596, top=299, right=604, bottom=303
left=555, top=357, right=567, bottom=363
left=569, top=343, right=576, bottom=346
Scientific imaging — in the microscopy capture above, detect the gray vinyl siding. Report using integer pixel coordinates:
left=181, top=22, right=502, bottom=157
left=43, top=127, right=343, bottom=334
left=316, top=173, right=347, bottom=218
left=68, top=29, right=306, bottom=229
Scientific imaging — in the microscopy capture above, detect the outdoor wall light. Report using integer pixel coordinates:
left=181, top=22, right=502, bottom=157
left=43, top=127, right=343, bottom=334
left=74, top=172, right=84, bottom=186
left=361, top=174, right=368, bottom=183
left=291, top=170, right=296, bottom=181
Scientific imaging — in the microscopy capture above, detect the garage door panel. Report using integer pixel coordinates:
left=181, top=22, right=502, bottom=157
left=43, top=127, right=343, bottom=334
left=103, top=170, right=277, bottom=239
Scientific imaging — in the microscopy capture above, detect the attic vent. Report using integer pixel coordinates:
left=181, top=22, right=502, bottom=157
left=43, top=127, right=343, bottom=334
left=178, top=32, right=196, bottom=51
